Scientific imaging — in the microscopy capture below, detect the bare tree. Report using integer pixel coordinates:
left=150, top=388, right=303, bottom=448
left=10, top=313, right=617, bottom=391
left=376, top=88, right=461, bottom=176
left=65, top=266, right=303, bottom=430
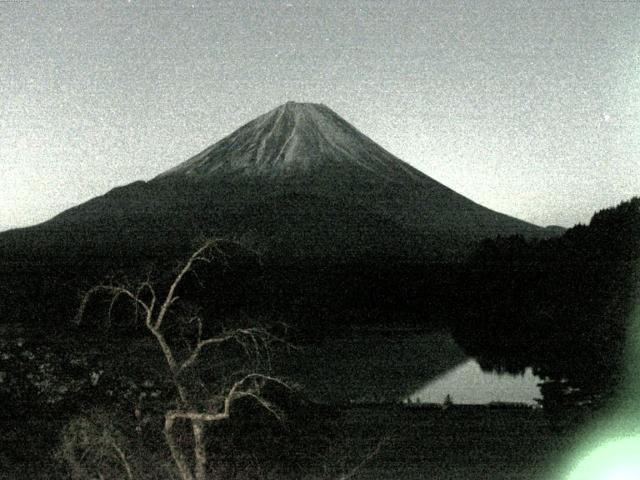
left=77, top=239, right=292, bottom=480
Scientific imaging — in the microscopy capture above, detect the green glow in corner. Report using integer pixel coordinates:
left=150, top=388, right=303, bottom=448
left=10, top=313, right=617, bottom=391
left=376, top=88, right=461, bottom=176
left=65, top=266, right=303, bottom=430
left=558, top=258, right=640, bottom=480
left=566, top=437, right=640, bottom=480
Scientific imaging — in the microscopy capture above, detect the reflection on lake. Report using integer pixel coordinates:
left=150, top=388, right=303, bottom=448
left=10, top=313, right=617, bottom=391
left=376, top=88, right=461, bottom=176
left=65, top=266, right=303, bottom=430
left=408, top=359, right=542, bottom=405
left=274, top=330, right=468, bottom=403
left=275, top=331, right=542, bottom=405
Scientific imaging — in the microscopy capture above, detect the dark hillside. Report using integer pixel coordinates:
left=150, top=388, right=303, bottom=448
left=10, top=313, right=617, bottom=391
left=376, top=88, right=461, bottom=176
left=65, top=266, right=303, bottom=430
left=452, top=197, right=640, bottom=418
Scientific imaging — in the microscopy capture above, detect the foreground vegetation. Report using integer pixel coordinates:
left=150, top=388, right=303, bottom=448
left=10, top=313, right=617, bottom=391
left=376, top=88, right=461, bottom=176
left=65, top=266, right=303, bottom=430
left=2, top=403, right=576, bottom=480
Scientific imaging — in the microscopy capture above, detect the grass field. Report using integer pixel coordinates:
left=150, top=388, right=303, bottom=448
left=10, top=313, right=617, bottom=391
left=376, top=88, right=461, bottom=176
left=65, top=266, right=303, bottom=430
left=311, top=404, right=573, bottom=480
left=2, top=403, right=579, bottom=480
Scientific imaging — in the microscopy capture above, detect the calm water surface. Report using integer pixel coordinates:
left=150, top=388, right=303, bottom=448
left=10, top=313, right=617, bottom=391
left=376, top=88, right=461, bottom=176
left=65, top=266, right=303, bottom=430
left=277, top=331, right=542, bottom=404
left=408, top=359, right=542, bottom=405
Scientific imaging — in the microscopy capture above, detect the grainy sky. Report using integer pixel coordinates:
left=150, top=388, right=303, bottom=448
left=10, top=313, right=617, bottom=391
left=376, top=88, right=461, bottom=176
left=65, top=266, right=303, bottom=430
left=1, top=0, right=639, bottom=231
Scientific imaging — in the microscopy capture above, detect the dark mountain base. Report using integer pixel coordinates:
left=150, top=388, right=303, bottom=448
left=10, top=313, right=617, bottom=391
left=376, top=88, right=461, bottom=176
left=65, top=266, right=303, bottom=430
left=0, top=254, right=467, bottom=335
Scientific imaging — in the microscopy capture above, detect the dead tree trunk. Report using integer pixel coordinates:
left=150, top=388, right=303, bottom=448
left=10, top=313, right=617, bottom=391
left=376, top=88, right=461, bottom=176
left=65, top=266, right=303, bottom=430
left=79, top=239, right=290, bottom=480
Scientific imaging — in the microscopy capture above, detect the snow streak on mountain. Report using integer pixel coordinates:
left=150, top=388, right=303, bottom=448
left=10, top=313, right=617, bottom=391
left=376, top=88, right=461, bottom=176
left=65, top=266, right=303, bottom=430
left=158, top=101, right=425, bottom=182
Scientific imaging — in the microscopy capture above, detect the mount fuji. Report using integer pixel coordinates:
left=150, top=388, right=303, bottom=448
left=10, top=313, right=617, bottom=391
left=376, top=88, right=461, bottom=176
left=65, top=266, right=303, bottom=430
left=0, top=102, right=549, bottom=266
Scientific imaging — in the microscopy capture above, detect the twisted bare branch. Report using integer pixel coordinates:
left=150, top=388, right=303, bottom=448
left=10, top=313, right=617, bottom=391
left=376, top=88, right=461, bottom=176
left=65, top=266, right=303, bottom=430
left=75, top=238, right=295, bottom=480
left=78, top=284, right=154, bottom=327
left=336, top=436, right=388, bottom=480
left=155, top=238, right=227, bottom=330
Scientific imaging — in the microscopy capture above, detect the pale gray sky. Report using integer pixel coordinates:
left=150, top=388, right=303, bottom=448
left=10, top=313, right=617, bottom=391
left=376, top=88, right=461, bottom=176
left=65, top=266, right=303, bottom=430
left=1, top=0, right=639, bottom=231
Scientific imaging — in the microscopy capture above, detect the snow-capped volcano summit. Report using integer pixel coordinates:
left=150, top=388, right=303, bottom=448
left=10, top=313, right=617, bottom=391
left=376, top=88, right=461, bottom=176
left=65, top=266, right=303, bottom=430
left=158, top=101, right=423, bottom=182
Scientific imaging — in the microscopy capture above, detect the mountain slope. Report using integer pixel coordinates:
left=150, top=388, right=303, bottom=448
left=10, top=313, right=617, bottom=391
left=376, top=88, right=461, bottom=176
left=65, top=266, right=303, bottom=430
left=0, top=101, right=547, bottom=265
left=156, top=101, right=427, bottom=181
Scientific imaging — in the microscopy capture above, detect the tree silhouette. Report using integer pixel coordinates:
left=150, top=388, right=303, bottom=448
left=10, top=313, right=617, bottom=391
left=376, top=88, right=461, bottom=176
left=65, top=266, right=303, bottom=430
left=77, top=239, right=292, bottom=480
left=453, top=197, right=639, bottom=423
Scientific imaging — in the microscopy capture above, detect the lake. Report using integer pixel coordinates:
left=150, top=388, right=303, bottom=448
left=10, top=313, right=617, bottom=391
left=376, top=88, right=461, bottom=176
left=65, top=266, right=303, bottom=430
left=407, top=359, right=542, bottom=405
left=275, top=330, right=542, bottom=405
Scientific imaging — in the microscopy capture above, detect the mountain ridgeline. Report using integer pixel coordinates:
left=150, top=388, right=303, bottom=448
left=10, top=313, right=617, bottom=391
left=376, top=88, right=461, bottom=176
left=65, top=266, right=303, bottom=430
left=0, top=102, right=555, bottom=328
left=1, top=102, right=547, bottom=263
